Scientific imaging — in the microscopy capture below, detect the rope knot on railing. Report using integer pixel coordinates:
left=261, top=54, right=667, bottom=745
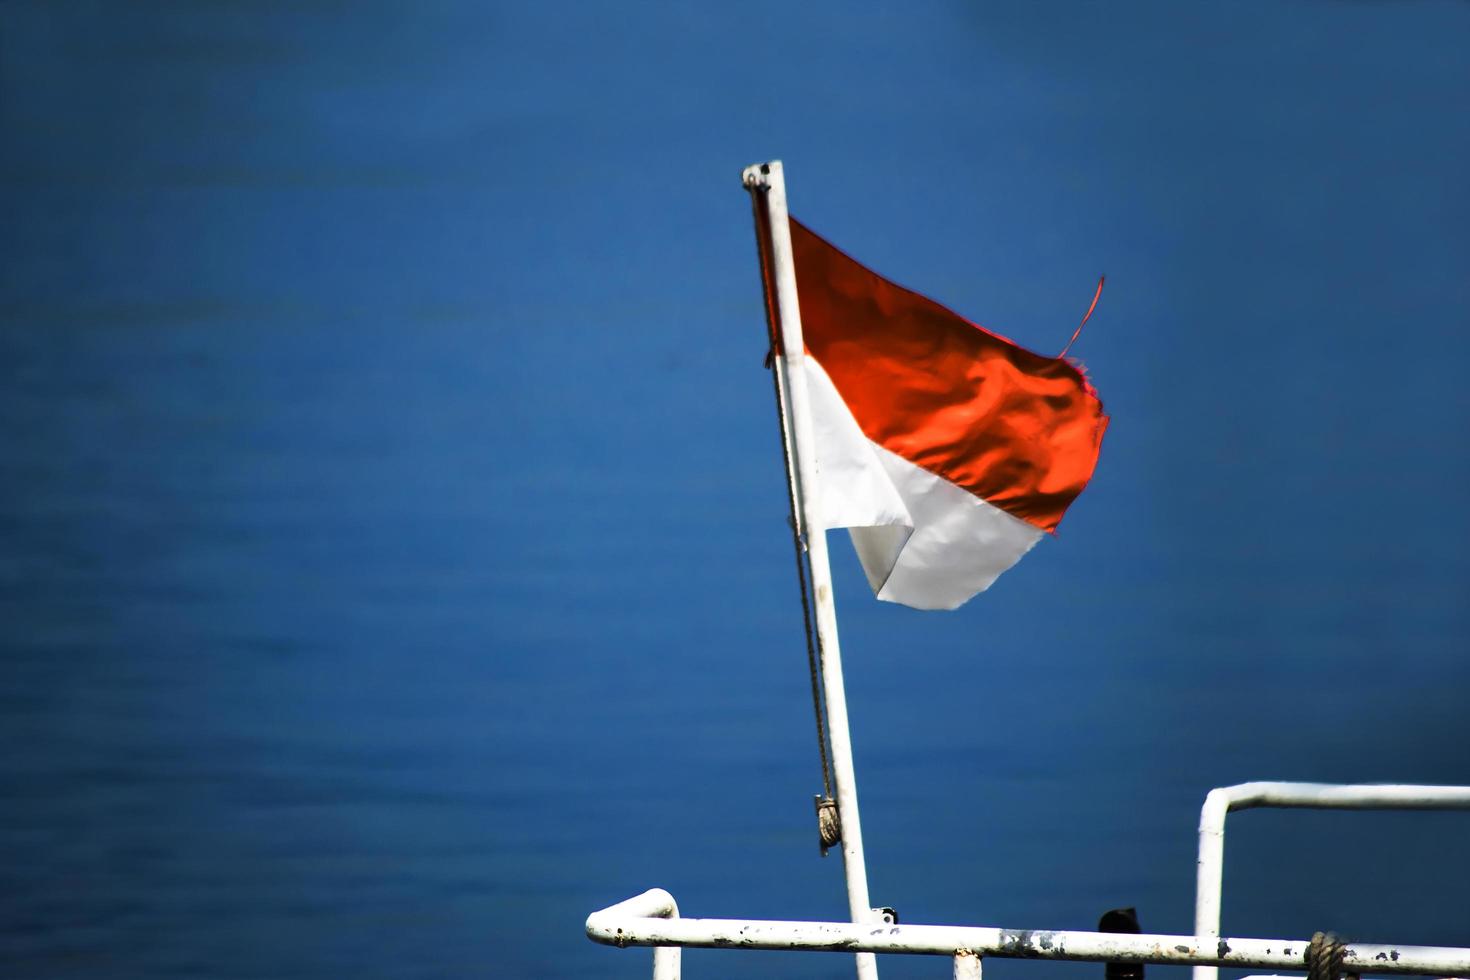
left=1306, top=931, right=1355, bottom=980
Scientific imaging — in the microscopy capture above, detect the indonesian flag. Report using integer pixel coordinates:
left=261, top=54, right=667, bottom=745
left=788, top=218, right=1108, bottom=610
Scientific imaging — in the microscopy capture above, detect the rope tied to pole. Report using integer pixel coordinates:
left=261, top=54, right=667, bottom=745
left=816, top=796, right=842, bottom=855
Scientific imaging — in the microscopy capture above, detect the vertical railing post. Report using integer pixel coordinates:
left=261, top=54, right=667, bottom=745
left=651, top=943, right=680, bottom=980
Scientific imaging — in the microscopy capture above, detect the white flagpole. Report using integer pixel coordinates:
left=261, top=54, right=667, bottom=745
left=743, top=159, right=880, bottom=980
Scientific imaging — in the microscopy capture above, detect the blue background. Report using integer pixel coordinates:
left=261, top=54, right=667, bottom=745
left=2, top=3, right=1467, bottom=978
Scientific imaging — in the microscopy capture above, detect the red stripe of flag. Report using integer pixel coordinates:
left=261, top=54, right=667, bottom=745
left=789, top=217, right=1108, bottom=533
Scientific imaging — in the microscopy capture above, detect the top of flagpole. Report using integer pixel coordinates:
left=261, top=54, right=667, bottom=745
left=741, top=159, right=781, bottom=190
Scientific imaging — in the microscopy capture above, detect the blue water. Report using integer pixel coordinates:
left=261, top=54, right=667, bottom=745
left=3, top=4, right=1468, bottom=978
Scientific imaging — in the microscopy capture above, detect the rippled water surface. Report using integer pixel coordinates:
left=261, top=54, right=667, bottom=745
left=3, top=4, right=1469, bottom=979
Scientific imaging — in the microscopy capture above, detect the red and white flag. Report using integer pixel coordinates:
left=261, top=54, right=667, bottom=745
left=788, top=218, right=1108, bottom=610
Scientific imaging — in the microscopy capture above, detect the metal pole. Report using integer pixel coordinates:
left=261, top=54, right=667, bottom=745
left=742, top=159, right=879, bottom=980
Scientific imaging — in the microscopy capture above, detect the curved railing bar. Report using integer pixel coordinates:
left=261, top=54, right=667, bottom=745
left=1194, top=783, right=1470, bottom=980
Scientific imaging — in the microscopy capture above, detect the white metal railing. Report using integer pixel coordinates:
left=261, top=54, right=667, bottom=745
left=1193, top=782, right=1470, bottom=980
left=586, top=890, right=1470, bottom=977
left=587, top=889, right=682, bottom=980
left=587, top=782, right=1470, bottom=979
